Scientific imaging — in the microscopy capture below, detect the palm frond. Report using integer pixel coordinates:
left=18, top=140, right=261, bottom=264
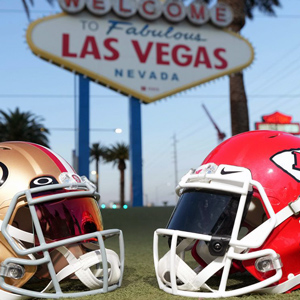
left=21, top=0, right=54, bottom=21
left=0, top=107, right=50, bottom=147
left=90, top=142, right=107, bottom=162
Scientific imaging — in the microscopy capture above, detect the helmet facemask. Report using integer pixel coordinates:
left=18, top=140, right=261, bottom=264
left=153, top=163, right=283, bottom=298
left=0, top=178, right=124, bottom=299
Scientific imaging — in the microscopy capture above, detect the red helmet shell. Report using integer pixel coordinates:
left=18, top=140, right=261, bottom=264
left=202, top=130, right=300, bottom=212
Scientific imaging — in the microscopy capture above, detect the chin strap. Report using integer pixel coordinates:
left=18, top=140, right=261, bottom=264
left=158, top=238, right=224, bottom=292
left=0, top=219, right=34, bottom=244
left=255, top=196, right=300, bottom=294
left=0, top=220, right=121, bottom=295
left=158, top=249, right=224, bottom=292
left=275, top=196, right=300, bottom=227
left=42, top=246, right=121, bottom=292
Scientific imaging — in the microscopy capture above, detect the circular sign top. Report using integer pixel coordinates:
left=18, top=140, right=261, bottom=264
left=57, top=0, right=234, bottom=27
left=112, top=0, right=137, bottom=18
left=138, top=0, right=163, bottom=21
left=210, top=2, right=233, bottom=27
left=163, top=0, right=186, bottom=23
left=86, top=0, right=111, bottom=16
left=58, top=0, right=86, bottom=13
left=186, top=1, right=210, bottom=25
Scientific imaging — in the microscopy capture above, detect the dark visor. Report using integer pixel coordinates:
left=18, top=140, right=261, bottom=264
left=35, top=196, right=103, bottom=242
left=167, top=189, right=243, bottom=237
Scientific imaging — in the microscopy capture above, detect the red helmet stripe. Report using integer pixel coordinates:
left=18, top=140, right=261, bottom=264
left=28, top=143, right=75, bottom=173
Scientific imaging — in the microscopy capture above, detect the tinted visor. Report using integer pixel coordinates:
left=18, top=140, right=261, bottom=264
left=35, top=197, right=103, bottom=242
left=167, top=189, right=242, bottom=237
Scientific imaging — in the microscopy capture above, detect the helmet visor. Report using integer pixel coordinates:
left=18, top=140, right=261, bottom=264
left=167, top=189, right=241, bottom=237
left=35, top=196, right=103, bottom=242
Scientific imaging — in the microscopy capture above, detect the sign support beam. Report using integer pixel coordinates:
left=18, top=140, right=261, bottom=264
left=129, top=96, right=143, bottom=207
left=78, top=75, right=90, bottom=178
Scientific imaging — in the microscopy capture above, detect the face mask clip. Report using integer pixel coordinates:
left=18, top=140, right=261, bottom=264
left=0, top=263, right=25, bottom=279
left=208, top=236, right=230, bottom=256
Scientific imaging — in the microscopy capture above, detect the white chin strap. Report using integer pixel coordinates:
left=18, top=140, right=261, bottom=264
left=157, top=238, right=223, bottom=292
left=158, top=249, right=223, bottom=292
left=42, top=246, right=121, bottom=292
left=0, top=219, right=121, bottom=297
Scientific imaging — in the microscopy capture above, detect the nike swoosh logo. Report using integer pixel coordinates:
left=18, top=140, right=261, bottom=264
left=220, top=168, right=241, bottom=175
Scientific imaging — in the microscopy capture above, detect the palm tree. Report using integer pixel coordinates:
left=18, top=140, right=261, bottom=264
left=90, top=142, right=107, bottom=192
left=0, top=108, right=50, bottom=147
left=218, top=0, right=280, bottom=135
left=21, top=0, right=54, bottom=21
left=104, top=142, right=129, bottom=207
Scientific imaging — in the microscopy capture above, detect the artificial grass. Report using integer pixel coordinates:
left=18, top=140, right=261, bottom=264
left=36, top=207, right=300, bottom=300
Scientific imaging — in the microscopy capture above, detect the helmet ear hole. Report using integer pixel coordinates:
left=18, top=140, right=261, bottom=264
left=163, top=271, right=171, bottom=283
left=13, top=205, right=33, bottom=235
left=244, top=196, right=267, bottom=229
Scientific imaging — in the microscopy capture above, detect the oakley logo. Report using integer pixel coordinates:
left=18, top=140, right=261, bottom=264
left=220, top=168, right=241, bottom=175
left=30, top=176, right=58, bottom=188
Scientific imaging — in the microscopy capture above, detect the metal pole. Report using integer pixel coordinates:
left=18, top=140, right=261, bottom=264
left=78, top=75, right=90, bottom=178
left=173, top=133, right=178, bottom=188
left=173, top=133, right=178, bottom=203
left=129, top=96, right=143, bottom=207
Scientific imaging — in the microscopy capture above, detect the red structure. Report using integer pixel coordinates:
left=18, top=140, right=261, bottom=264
left=255, top=111, right=300, bottom=135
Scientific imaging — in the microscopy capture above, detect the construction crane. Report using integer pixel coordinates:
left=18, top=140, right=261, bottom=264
left=202, top=104, right=226, bottom=144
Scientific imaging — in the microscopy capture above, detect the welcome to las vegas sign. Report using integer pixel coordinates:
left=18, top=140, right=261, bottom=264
left=26, top=0, right=254, bottom=103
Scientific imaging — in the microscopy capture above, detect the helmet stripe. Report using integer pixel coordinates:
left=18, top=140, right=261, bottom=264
left=28, top=143, right=75, bottom=173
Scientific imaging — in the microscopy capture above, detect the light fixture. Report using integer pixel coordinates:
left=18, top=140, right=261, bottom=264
left=114, top=128, right=122, bottom=134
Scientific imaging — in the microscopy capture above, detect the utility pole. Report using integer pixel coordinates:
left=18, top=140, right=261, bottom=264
left=172, top=134, right=178, bottom=202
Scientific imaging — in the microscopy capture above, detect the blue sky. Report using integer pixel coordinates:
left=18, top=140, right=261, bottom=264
left=1, top=1, right=300, bottom=206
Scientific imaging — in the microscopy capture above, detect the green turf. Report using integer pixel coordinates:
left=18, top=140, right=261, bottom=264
left=36, top=207, right=300, bottom=300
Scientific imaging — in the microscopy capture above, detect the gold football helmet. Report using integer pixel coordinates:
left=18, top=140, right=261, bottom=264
left=0, top=142, right=124, bottom=299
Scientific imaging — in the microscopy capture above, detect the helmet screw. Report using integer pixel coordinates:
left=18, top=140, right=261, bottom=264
left=213, top=242, right=222, bottom=252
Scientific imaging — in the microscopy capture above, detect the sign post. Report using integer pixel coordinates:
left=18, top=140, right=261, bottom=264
left=78, top=75, right=90, bottom=177
left=129, top=97, right=143, bottom=206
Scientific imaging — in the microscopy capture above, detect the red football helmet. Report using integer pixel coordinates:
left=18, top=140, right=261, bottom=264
left=154, top=130, right=300, bottom=297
